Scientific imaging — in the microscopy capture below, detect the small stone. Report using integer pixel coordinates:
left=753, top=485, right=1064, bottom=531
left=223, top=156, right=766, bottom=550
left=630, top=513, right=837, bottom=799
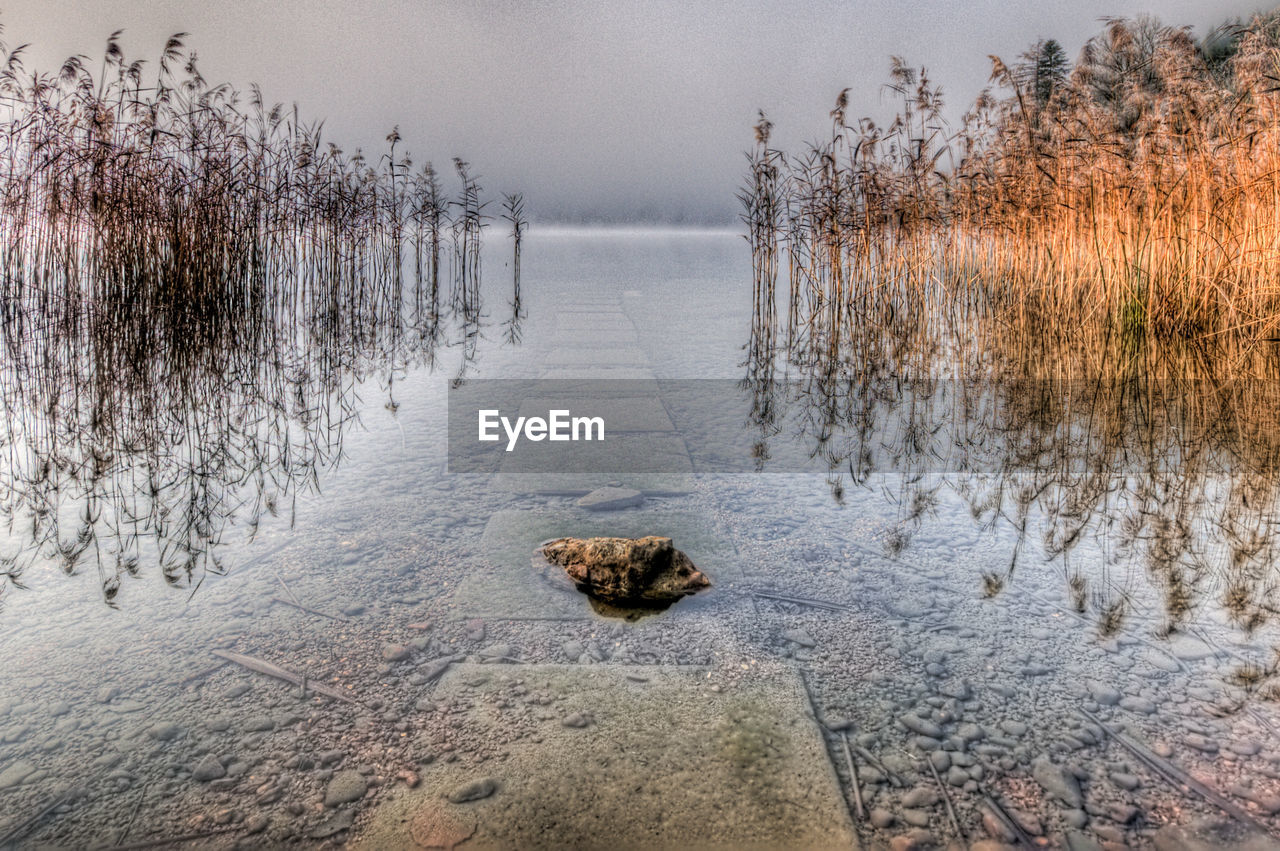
left=1032, top=756, right=1082, bottom=808
left=899, top=714, right=943, bottom=739
left=147, top=722, right=183, bottom=742
left=309, top=809, right=354, bottom=839
left=999, top=720, right=1028, bottom=738
left=870, top=807, right=895, bottom=829
left=382, top=644, right=412, bottom=663
left=1087, top=682, right=1122, bottom=706
left=901, top=807, right=931, bottom=827
left=0, top=760, right=34, bottom=789
left=324, top=770, right=368, bottom=807
left=576, top=487, right=644, bottom=512
left=95, top=686, right=120, bottom=704
left=1185, top=733, right=1218, bottom=754
left=447, top=777, right=498, bottom=803
left=243, top=717, right=275, bottom=732
left=561, top=713, right=591, bottom=729
left=191, top=755, right=227, bottom=783
left=901, top=786, right=938, bottom=808
left=889, top=828, right=935, bottom=850
left=1119, top=696, right=1156, bottom=715
left=244, top=814, right=269, bottom=834
left=1110, top=772, right=1141, bottom=791
left=781, top=628, right=816, bottom=648
left=946, top=766, right=968, bottom=787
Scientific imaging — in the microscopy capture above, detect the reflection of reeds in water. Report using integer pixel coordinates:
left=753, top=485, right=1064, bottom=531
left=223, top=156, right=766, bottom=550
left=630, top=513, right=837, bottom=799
left=0, top=25, right=527, bottom=605
left=740, top=13, right=1280, bottom=701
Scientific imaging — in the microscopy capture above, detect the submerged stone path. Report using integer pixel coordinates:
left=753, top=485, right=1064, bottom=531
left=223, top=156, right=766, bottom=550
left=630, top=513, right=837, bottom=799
left=424, top=292, right=863, bottom=848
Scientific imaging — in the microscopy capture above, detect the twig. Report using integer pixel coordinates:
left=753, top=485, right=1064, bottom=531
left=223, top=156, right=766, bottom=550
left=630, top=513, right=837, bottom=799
left=753, top=591, right=849, bottom=612
left=270, top=596, right=348, bottom=622
left=110, top=826, right=238, bottom=850
left=1078, top=707, right=1272, bottom=834
left=0, top=791, right=70, bottom=849
left=977, top=788, right=1036, bottom=846
left=178, top=660, right=228, bottom=686
left=839, top=731, right=867, bottom=820
left=924, top=752, right=964, bottom=841
left=852, top=743, right=904, bottom=787
left=274, top=570, right=302, bottom=607
left=212, top=649, right=358, bottom=704
left=115, top=781, right=148, bottom=846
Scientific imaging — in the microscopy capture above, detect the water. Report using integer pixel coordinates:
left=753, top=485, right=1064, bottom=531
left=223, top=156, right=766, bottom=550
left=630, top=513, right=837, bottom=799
left=1, top=229, right=1278, bottom=849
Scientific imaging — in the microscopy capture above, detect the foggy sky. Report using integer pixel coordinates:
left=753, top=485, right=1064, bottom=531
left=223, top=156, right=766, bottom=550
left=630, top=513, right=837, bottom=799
left=3, top=0, right=1269, bottom=223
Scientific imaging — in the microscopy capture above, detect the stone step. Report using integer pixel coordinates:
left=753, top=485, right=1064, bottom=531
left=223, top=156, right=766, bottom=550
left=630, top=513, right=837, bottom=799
left=354, top=663, right=858, bottom=850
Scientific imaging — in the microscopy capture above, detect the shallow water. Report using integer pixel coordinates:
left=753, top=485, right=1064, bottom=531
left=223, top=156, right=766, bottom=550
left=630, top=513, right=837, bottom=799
left=1, top=229, right=1279, bottom=850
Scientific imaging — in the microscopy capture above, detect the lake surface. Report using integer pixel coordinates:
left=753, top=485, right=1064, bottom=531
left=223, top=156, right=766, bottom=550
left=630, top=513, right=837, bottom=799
left=1, top=229, right=1278, bottom=850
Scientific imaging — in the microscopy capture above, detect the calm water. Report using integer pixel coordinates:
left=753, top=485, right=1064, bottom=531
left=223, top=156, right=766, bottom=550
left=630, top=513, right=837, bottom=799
left=1, top=230, right=1278, bottom=849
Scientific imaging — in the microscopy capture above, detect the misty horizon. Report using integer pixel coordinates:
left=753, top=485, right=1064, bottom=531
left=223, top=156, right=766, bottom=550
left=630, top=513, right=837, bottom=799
left=4, top=0, right=1272, bottom=224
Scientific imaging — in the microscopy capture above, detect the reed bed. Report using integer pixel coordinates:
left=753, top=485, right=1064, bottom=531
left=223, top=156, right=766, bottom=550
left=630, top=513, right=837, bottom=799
left=744, top=13, right=1280, bottom=361
left=0, top=25, right=526, bottom=603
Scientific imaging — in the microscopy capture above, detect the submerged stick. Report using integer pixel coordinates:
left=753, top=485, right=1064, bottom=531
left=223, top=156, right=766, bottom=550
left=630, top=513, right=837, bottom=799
left=110, top=827, right=238, bottom=850
left=977, top=789, right=1036, bottom=847
left=924, top=752, right=964, bottom=841
left=839, top=731, right=867, bottom=821
left=1078, top=708, right=1271, bottom=833
left=212, top=649, right=358, bottom=704
left=0, top=790, right=70, bottom=849
left=753, top=591, right=849, bottom=612
left=178, top=660, right=228, bottom=686
left=270, top=596, right=348, bottom=622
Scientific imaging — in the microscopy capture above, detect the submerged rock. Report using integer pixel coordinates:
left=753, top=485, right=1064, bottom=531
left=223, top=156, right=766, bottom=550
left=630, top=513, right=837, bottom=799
left=538, top=536, right=711, bottom=607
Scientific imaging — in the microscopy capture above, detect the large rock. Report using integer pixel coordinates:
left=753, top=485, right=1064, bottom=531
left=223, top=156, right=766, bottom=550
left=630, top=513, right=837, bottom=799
left=538, top=536, right=710, bottom=607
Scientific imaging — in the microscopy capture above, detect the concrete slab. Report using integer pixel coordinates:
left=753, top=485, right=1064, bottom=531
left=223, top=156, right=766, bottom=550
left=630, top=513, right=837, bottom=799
left=450, top=508, right=740, bottom=620
left=515, top=397, right=676, bottom=432
left=544, top=346, right=651, bottom=367
left=495, top=433, right=692, bottom=475
left=354, top=664, right=858, bottom=851
left=549, top=328, right=642, bottom=346
left=488, top=473, right=694, bottom=496
left=538, top=368, right=659, bottom=381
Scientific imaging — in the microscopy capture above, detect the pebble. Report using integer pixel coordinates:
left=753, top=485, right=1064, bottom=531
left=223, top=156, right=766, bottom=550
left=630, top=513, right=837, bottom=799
left=999, top=720, right=1027, bottom=738
left=901, top=808, right=931, bottom=827
left=1119, top=696, right=1156, bottom=715
left=147, top=721, right=183, bottom=742
left=870, top=807, right=895, bottom=829
left=1031, top=756, right=1082, bottom=808
left=382, top=644, right=413, bottom=662
left=780, top=628, right=816, bottom=648
left=1109, top=772, right=1140, bottom=791
left=309, top=809, right=354, bottom=839
left=1184, top=733, right=1218, bottom=754
left=899, top=714, right=943, bottom=739
left=561, top=712, right=591, bottom=728
left=191, top=755, right=227, bottom=783
left=901, top=786, right=938, bottom=808
left=1086, top=682, right=1121, bottom=706
left=0, top=760, right=34, bottom=789
left=324, top=770, right=369, bottom=807
left=447, top=777, right=498, bottom=803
